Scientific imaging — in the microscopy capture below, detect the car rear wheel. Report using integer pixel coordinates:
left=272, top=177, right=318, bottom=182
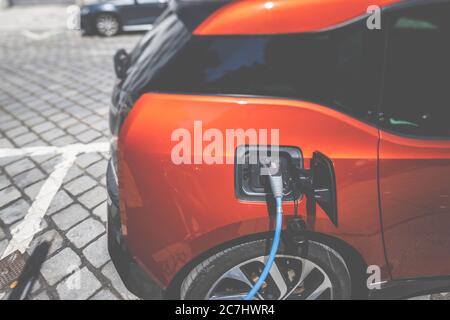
left=180, top=239, right=351, bottom=300
left=95, top=13, right=120, bottom=37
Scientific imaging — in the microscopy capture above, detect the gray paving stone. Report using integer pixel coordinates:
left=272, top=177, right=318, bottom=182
left=27, top=229, right=64, bottom=256
left=48, top=190, right=73, bottom=215
left=73, top=109, right=93, bottom=120
left=82, top=234, right=109, bottom=268
left=77, top=130, right=102, bottom=143
left=40, top=108, right=58, bottom=118
left=91, top=120, right=109, bottom=132
left=93, top=201, right=107, bottom=223
left=33, top=153, right=57, bottom=164
left=76, top=153, right=102, bottom=169
left=83, top=114, right=104, bottom=126
left=58, top=118, right=78, bottom=129
left=102, top=262, right=138, bottom=300
left=0, top=186, right=21, bottom=208
left=0, top=114, right=14, bottom=124
left=67, top=123, right=89, bottom=135
left=23, top=116, right=46, bottom=127
left=13, top=168, right=45, bottom=189
left=41, top=128, right=65, bottom=142
left=56, top=267, right=101, bottom=300
left=0, top=120, right=21, bottom=131
left=16, top=110, right=37, bottom=121
left=32, top=122, right=56, bottom=134
left=66, top=218, right=105, bottom=248
left=0, top=198, right=29, bottom=225
left=6, top=126, right=28, bottom=138
left=48, top=113, right=69, bottom=123
left=0, top=138, right=14, bottom=148
left=78, top=186, right=106, bottom=209
left=90, top=137, right=108, bottom=145
left=63, top=164, right=83, bottom=183
left=64, top=175, right=97, bottom=196
left=4, top=158, right=35, bottom=177
left=40, top=248, right=82, bottom=286
left=51, top=135, right=77, bottom=147
left=90, top=289, right=118, bottom=300
left=66, top=107, right=85, bottom=118
left=24, top=180, right=45, bottom=200
left=86, top=160, right=107, bottom=178
left=41, top=155, right=62, bottom=174
left=52, top=204, right=89, bottom=231
left=22, top=139, right=49, bottom=147
left=14, top=132, right=38, bottom=146
left=0, top=174, right=11, bottom=190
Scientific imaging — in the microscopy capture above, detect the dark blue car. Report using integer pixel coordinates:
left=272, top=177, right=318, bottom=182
left=80, top=0, right=168, bottom=36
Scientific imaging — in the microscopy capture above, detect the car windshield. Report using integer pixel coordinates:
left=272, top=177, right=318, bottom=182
left=122, top=11, right=191, bottom=98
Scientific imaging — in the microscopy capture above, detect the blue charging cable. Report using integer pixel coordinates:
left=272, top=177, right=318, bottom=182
left=244, top=171, right=284, bottom=300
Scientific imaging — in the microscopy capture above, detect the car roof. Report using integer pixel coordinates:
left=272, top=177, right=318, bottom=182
left=170, top=0, right=233, bottom=30
left=194, top=0, right=405, bottom=35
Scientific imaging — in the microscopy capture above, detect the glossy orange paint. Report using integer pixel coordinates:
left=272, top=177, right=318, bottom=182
left=379, top=131, right=450, bottom=279
left=118, top=93, right=386, bottom=287
left=194, top=0, right=403, bottom=35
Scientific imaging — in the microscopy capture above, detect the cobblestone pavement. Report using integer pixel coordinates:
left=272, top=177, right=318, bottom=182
left=0, top=6, right=144, bottom=300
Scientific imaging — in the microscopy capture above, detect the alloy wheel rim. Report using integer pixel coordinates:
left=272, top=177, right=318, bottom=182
left=97, top=15, right=119, bottom=36
left=205, top=255, right=333, bottom=300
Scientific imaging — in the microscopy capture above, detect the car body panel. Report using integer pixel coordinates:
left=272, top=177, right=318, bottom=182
left=379, top=131, right=450, bottom=279
left=118, top=93, right=386, bottom=287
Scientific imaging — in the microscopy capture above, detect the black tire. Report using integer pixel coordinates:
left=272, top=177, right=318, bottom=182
left=180, top=239, right=351, bottom=300
left=95, top=13, right=120, bottom=37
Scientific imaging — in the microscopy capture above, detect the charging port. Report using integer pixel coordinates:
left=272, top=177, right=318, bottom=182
left=235, top=146, right=303, bottom=202
left=235, top=146, right=338, bottom=226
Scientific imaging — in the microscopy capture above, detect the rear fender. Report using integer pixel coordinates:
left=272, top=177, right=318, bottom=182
left=118, top=93, right=387, bottom=287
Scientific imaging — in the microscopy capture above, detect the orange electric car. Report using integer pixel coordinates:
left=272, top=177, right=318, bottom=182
left=107, top=0, right=450, bottom=300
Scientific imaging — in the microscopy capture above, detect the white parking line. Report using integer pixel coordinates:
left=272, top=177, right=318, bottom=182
left=0, top=142, right=109, bottom=259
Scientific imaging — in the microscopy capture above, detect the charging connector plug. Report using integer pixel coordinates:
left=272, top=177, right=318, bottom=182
left=244, top=159, right=284, bottom=300
left=261, top=158, right=284, bottom=199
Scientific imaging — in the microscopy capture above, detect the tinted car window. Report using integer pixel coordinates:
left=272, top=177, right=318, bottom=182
left=122, top=12, right=191, bottom=98
left=381, top=4, right=450, bottom=138
left=151, top=20, right=384, bottom=120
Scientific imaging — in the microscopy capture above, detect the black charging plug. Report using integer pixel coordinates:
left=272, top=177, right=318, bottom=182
left=260, top=158, right=283, bottom=199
